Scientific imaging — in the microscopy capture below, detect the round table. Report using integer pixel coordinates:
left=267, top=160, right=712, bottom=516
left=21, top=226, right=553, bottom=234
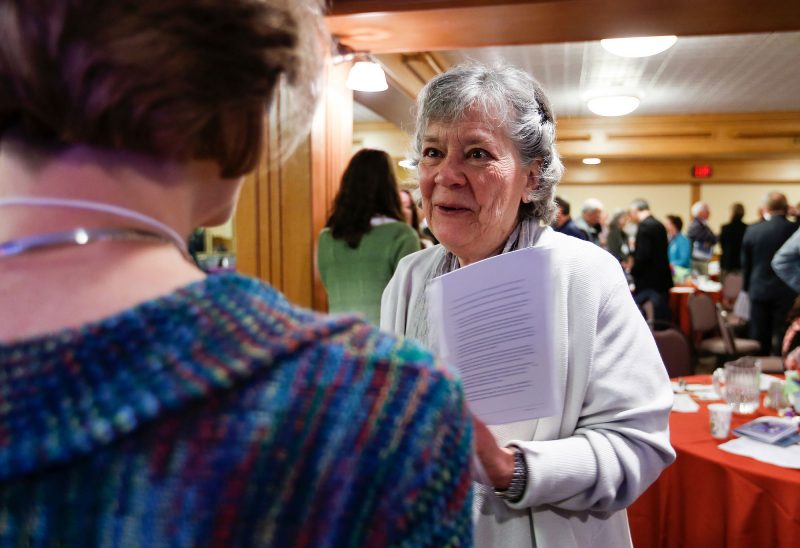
left=628, top=375, right=800, bottom=547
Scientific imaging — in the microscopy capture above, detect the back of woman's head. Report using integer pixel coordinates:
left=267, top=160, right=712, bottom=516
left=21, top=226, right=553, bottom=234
left=0, top=0, right=324, bottom=177
left=326, top=149, right=404, bottom=248
left=413, top=62, right=564, bottom=224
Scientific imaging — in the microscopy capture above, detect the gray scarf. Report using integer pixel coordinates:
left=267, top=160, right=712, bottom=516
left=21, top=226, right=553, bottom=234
left=409, top=217, right=547, bottom=349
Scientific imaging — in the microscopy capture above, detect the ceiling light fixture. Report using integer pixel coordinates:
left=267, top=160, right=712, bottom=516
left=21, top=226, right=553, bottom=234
left=586, top=95, right=640, bottom=117
left=332, top=39, right=388, bottom=93
left=600, top=35, right=678, bottom=58
left=582, top=158, right=602, bottom=165
left=346, top=60, right=388, bottom=92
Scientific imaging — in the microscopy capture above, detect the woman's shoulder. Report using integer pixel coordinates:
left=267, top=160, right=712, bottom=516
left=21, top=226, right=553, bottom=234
left=370, top=220, right=418, bottom=237
left=216, top=273, right=456, bottom=381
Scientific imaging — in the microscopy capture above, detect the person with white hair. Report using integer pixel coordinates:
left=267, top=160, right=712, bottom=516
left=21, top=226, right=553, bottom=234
left=573, top=197, right=604, bottom=245
left=381, top=62, right=674, bottom=548
left=687, top=201, right=718, bottom=275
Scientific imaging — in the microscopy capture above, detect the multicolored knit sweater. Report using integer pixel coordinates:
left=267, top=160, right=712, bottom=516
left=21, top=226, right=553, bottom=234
left=0, top=273, right=473, bottom=547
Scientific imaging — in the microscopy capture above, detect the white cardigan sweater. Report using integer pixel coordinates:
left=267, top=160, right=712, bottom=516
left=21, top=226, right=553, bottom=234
left=381, top=228, right=675, bottom=547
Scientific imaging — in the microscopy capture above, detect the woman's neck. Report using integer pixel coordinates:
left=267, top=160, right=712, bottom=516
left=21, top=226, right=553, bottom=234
left=0, top=139, right=209, bottom=342
left=0, top=139, right=198, bottom=240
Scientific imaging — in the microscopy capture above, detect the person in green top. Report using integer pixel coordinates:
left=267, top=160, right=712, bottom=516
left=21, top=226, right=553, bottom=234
left=318, top=149, right=421, bottom=324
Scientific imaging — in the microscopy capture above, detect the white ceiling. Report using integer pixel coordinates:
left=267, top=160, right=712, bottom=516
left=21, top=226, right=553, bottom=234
left=355, top=31, right=800, bottom=122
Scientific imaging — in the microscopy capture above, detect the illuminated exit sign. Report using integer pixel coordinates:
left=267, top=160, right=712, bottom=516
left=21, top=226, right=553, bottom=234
left=692, top=164, right=713, bottom=178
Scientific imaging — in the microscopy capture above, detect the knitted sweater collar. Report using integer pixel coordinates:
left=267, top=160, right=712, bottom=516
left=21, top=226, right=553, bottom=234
left=0, top=273, right=356, bottom=480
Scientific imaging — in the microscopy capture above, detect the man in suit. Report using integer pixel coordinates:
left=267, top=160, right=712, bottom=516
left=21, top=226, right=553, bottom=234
left=742, top=192, right=798, bottom=355
left=629, top=199, right=673, bottom=322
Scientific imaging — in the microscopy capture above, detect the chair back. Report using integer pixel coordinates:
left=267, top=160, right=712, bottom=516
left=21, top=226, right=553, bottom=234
left=722, top=272, right=743, bottom=303
left=716, top=303, right=737, bottom=354
left=651, top=324, right=694, bottom=377
left=688, top=293, right=718, bottom=333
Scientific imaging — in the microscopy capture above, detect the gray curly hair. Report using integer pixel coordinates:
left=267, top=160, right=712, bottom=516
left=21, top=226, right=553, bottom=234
left=412, top=62, right=563, bottom=224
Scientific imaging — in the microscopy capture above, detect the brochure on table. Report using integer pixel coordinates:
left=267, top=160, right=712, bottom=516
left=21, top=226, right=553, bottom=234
left=733, top=417, right=798, bottom=444
left=427, top=247, right=557, bottom=425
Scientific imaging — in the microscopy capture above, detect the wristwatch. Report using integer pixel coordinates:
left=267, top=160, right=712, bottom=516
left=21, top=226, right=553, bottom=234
left=493, top=446, right=528, bottom=503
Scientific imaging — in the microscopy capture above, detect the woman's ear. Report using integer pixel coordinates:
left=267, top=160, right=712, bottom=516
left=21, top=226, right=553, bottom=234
left=521, top=159, right=543, bottom=203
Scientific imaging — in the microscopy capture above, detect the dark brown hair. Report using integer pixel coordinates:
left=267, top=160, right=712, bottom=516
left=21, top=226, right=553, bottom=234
left=401, top=189, right=422, bottom=233
left=326, top=149, right=405, bottom=249
left=0, top=0, right=323, bottom=177
left=666, top=214, right=683, bottom=232
left=730, top=203, right=745, bottom=221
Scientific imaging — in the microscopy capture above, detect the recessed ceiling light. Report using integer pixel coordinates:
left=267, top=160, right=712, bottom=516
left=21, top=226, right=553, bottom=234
left=600, top=35, right=677, bottom=58
left=587, top=95, right=640, bottom=117
left=582, top=158, right=601, bottom=165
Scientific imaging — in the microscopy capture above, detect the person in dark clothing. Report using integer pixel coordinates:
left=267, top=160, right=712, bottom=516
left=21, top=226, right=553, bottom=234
left=742, top=192, right=799, bottom=355
left=605, top=210, right=630, bottom=263
left=629, top=198, right=673, bottom=322
left=553, top=196, right=589, bottom=241
left=719, top=202, right=747, bottom=278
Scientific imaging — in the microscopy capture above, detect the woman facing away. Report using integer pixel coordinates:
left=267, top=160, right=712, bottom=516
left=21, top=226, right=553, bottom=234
left=0, top=1, right=473, bottom=546
left=317, top=149, right=421, bottom=325
left=381, top=63, right=675, bottom=547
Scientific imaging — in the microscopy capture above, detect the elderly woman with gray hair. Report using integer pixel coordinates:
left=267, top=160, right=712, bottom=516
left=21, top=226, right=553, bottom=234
left=381, top=63, right=675, bottom=547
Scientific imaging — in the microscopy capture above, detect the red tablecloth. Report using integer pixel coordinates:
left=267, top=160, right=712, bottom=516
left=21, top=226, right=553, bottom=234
left=628, top=375, right=800, bottom=547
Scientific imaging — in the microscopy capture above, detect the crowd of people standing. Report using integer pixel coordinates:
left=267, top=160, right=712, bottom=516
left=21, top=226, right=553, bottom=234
left=553, top=192, right=800, bottom=363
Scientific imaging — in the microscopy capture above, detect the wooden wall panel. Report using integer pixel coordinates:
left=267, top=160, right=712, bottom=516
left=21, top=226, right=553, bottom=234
left=557, top=112, right=800, bottom=160
left=562, top=158, right=800, bottom=185
left=234, top=63, right=353, bottom=311
left=310, top=64, right=353, bottom=312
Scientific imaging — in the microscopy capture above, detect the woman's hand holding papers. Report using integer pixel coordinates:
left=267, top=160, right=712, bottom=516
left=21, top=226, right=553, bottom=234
left=472, top=415, right=515, bottom=489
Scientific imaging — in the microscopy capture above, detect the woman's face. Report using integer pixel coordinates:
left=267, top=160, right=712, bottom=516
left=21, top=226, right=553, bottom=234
left=665, top=219, right=677, bottom=237
left=400, top=191, right=414, bottom=225
left=418, top=111, right=537, bottom=266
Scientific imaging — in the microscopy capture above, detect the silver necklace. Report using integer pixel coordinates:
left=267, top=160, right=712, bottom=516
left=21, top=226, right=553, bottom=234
left=0, top=196, right=193, bottom=261
left=0, top=226, right=188, bottom=259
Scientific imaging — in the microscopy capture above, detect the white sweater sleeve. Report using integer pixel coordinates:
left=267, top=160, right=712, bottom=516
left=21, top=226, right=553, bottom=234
left=772, top=227, right=800, bottom=293
left=508, top=276, right=675, bottom=513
